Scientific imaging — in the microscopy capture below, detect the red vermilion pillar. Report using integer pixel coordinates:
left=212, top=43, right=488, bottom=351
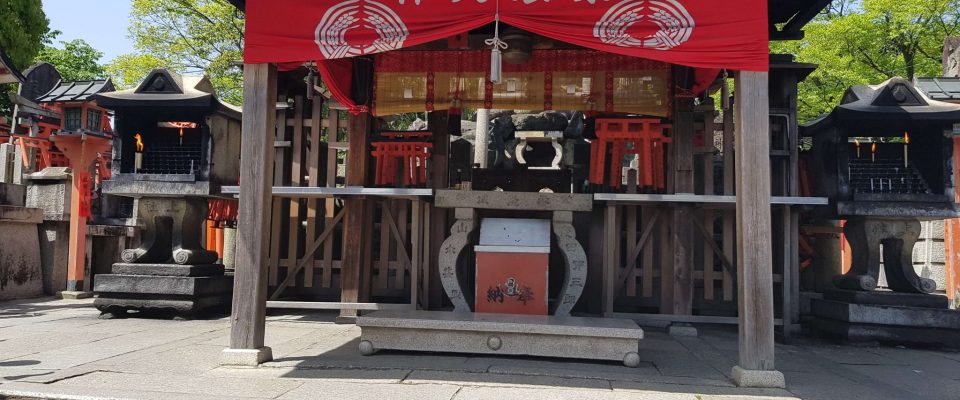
left=49, top=133, right=112, bottom=295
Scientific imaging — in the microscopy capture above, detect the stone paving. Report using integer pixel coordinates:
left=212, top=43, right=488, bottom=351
left=1, top=298, right=959, bottom=399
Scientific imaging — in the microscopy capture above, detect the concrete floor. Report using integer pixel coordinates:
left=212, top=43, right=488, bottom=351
left=1, top=298, right=959, bottom=400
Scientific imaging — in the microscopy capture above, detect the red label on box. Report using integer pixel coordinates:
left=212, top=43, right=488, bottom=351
left=475, top=252, right=548, bottom=315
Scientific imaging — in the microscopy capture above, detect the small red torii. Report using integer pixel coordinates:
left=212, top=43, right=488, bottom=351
left=589, top=118, right=672, bottom=191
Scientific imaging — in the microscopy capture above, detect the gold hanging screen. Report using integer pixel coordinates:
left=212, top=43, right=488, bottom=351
left=372, top=50, right=670, bottom=117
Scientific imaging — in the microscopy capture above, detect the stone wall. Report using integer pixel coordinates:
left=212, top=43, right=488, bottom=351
left=0, top=143, right=24, bottom=184
left=24, top=168, right=71, bottom=295
left=0, top=189, right=43, bottom=300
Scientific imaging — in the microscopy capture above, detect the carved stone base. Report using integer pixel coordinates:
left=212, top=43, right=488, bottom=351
left=812, top=290, right=960, bottom=347
left=93, top=262, right=231, bottom=318
left=834, top=217, right=935, bottom=294
left=121, top=197, right=218, bottom=265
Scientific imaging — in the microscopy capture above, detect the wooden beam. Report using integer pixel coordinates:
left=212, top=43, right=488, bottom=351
left=693, top=217, right=736, bottom=279
left=617, top=208, right=661, bottom=291
left=269, top=208, right=345, bottom=301
left=339, top=112, right=372, bottom=321
left=734, top=71, right=776, bottom=372
left=229, top=63, right=277, bottom=350
left=267, top=301, right=413, bottom=311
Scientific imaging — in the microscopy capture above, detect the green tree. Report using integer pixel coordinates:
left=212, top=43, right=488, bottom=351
left=35, top=33, right=106, bottom=81
left=107, top=0, right=244, bottom=104
left=774, top=0, right=960, bottom=122
left=104, top=53, right=168, bottom=89
left=0, top=0, right=48, bottom=116
left=0, top=0, right=49, bottom=70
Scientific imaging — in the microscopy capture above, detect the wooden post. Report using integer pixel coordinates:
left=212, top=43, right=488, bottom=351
left=722, top=90, right=736, bottom=302
left=427, top=110, right=450, bottom=308
left=670, top=100, right=695, bottom=317
left=339, top=112, right=371, bottom=322
left=223, top=63, right=277, bottom=366
left=48, top=133, right=111, bottom=296
left=731, top=71, right=783, bottom=388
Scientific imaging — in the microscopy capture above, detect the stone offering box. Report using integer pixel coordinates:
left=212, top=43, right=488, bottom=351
left=474, top=218, right=550, bottom=315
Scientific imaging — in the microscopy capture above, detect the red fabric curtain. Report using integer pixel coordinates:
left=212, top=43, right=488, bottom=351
left=246, top=0, right=768, bottom=70
left=246, top=0, right=766, bottom=112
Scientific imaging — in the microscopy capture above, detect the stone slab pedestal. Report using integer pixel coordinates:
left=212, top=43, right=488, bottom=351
left=220, top=347, right=273, bottom=367
left=731, top=366, right=786, bottom=388
left=667, top=323, right=699, bottom=337
left=812, top=289, right=960, bottom=347
left=357, top=310, right=643, bottom=367
left=57, top=291, right=94, bottom=300
left=94, top=263, right=231, bottom=317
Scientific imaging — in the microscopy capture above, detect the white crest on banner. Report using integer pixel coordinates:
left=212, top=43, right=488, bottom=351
left=315, top=0, right=410, bottom=58
left=593, top=0, right=694, bottom=50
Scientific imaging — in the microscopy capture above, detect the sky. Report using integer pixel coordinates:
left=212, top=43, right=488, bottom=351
left=41, top=0, right=135, bottom=63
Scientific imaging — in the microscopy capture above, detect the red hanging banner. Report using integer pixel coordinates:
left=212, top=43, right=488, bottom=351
left=245, top=0, right=769, bottom=71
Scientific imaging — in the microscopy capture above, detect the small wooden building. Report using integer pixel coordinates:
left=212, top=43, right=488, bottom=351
left=220, top=0, right=832, bottom=387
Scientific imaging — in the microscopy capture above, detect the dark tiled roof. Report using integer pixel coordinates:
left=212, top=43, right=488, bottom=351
left=36, top=79, right=115, bottom=103
left=0, top=49, right=25, bottom=84
left=915, top=77, right=960, bottom=101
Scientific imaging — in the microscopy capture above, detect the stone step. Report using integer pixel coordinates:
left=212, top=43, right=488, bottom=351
left=357, top=310, right=644, bottom=367
left=94, top=293, right=231, bottom=315
left=94, top=274, right=232, bottom=297
left=822, top=289, right=949, bottom=309
left=812, top=318, right=960, bottom=347
left=110, top=263, right=224, bottom=277
left=811, top=299, right=960, bottom=330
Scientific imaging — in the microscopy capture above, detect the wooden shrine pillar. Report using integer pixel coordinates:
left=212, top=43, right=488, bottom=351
left=428, top=110, right=450, bottom=308
left=731, top=71, right=783, bottom=388
left=666, top=96, right=695, bottom=319
left=222, top=63, right=277, bottom=366
left=339, top=113, right=372, bottom=322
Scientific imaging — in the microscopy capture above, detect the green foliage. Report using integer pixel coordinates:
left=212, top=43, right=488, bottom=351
left=773, top=0, right=960, bottom=122
left=0, top=0, right=48, bottom=116
left=104, top=53, right=169, bottom=89
left=35, top=32, right=106, bottom=81
left=107, top=0, right=244, bottom=105
left=0, top=0, right=49, bottom=70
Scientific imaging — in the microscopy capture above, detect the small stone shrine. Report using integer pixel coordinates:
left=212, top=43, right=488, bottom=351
left=90, top=69, right=241, bottom=317
left=802, top=77, right=960, bottom=346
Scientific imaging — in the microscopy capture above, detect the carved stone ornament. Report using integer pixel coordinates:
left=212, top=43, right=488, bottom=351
left=834, top=217, right=936, bottom=294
